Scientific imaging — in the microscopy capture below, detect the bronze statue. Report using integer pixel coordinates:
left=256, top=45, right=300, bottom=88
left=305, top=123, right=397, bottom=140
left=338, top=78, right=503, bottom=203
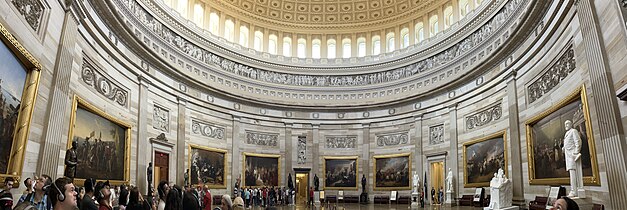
left=147, top=162, right=153, bottom=193
left=314, top=174, right=319, bottom=191
left=64, top=140, right=78, bottom=179
left=288, top=173, right=294, bottom=190
left=361, top=174, right=367, bottom=192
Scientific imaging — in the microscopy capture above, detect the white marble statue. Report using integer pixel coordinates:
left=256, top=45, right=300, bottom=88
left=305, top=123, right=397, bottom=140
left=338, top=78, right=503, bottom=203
left=412, top=171, right=420, bottom=193
left=486, top=168, right=512, bottom=209
left=446, top=168, right=453, bottom=192
left=563, top=120, right=584, bottom=197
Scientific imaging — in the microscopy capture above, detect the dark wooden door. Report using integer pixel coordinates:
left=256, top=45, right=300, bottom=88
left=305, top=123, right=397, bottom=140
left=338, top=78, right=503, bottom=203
left=155, top=151, right=169, bottom=182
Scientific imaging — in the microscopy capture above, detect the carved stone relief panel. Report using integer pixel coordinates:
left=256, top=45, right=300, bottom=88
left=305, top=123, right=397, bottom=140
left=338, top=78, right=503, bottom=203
left=325, top=135, right=357, bottom=149
left=527, top=46, right=575, bottom=103
left=10, top=0, right=45, bottom=31
left=245, top=130, right=279, bottom=147
left=152, top=104, right=169, bottom=133
left=81, top=58, right=129, bottom=107
left=376, top=132, right=409, bottom=147
left=297, top=136, right=306, bottom=164
left=465, top=101, right=502, bottom=130
left=191, top=119, right=225, bottom=140
left=429, top=124, right=445, bottom=145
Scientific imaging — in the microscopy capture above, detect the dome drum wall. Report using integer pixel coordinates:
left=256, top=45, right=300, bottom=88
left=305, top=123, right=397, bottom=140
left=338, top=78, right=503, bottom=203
left=108, top=0, right=528, bottom=108
left=2, top=0, right=627, bottom=208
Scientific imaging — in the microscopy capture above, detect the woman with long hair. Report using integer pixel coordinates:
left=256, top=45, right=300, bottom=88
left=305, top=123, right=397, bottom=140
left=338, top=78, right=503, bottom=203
left=126, top=187, right=150, bottom=210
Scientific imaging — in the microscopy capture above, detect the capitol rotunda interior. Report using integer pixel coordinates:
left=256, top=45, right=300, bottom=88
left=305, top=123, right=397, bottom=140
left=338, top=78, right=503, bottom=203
left=0, top=0, right=627, bottom=209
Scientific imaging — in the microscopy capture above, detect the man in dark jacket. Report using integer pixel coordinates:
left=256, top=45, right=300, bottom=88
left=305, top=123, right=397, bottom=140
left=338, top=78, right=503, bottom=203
left=80, top=178, right=98, bottom=210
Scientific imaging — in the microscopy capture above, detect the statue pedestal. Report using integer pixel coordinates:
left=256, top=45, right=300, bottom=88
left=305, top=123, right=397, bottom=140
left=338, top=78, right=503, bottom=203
left=572, top=197, right=593, bottom=209
left=314, top=191, right=321, bottom=206
left=445, top=191, right=455, bottom=206
left=576, top=189, right=586, bottom=198
left=411, top=192, right=420, bottom=208
left=360, top=193, right=368, bottom=204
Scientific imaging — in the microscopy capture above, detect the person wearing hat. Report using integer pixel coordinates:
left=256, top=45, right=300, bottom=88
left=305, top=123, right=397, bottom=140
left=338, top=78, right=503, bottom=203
left=80, top=178, right=98, bottom=210
left=95, top=181, right=112, bottom=210
left=49, top=177, right=78, bottom=210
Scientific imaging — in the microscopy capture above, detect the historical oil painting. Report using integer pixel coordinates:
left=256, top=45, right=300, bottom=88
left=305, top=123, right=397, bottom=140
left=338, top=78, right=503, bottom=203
left=526, top=86, right=599, bottom=185
left=323, top=156, right=358, bottom=190
left=189, top=144, right=226, bottom=188
left=463, top=131, right=506, bottom=187
left=69, top=97, right=130, bottom=183
left=244, top=153, right=280, bottom=187
left=373, top=153, right=411, bottom=190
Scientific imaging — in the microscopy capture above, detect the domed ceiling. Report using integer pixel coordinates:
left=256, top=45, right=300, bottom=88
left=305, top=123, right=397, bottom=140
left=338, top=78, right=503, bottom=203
left=205, top=0, right=437, bottom=30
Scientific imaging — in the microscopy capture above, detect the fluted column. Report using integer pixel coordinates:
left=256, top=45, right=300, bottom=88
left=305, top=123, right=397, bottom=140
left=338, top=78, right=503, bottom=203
left=176, top=98, right=187, bottom=186
left=505, top=71, right=525, bottom=206
left=231, top=116, right=242, bottom=194
left=137, top=76, right=151, bottom=194
left=577, top=0, right=627, bottom=207
left=37, top=9, right=79, bottom=177
left=448, top=104, right=459, bottom=197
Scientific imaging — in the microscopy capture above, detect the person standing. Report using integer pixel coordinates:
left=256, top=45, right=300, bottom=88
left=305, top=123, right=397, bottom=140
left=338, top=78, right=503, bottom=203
left=0, top=177, right=14, bottom=210
left=308, top=187, right=314, bottom=206
left=156, top=181, right=169, bottom=210
left=202, top=188, right=211, bottom=210
left=19, top=178, right=34, bottom=202
left=95, top=181, right=113, bottom=210
left=49, top=177, right=78, bottom=210
left=79, top=178, right=97, bottom=210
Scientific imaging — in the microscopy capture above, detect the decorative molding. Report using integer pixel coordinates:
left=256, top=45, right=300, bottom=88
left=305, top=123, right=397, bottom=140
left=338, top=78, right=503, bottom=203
left=149, top=133, right=174, bottom=147
left=297, top=136, right=306, bottom=164
left=325, top=135, right=357, bottom=149
left=527, top=46, right=576, bottom=103
left=118, top=0, right=523, bottom=87
left=245, top=130, right=279, bottom=147
left=10, top=0, right=44, bottom=31
left=152, top=104, right=169, bottom=132
left=429, top=124, right=445, bottom=145
left=465, top=101, right=503, bottom=130
left=191, top=119, right=225, bottom=140
left=376, top=132, right=409, bottom=147
left=618, top=87, right=627, bottom=101
left=81, top=58, right=129, bottom=107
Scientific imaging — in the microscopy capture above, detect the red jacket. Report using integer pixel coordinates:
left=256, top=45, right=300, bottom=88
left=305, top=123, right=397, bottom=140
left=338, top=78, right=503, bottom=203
left=309, top=189, right=314, bottom=197
left=202, top=191, right=212, bottom=210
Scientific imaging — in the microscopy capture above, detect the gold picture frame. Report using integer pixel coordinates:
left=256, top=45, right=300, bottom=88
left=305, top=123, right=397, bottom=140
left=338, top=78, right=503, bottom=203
left=373, top=153, right=411, bottom=191
left=462, top=131, right=507, bottom=188
left=67, top=95, right=131, bottom=186
left=0, top=22, right=42, bottom=184
left=525, top=85, right=600, bottom=185
left=243, top=152, right=281, bottom=187
left=323, top=156, right=359, bottom=190
left=188, top=144, right=227, bottom=188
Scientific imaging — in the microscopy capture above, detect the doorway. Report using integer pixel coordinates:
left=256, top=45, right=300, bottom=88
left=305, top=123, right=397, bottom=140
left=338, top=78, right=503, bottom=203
left=154, top=151, right=169, bottom=187
left=295, top=173, right=309, bottom=205
left=429, top=161, right=444, bottom=204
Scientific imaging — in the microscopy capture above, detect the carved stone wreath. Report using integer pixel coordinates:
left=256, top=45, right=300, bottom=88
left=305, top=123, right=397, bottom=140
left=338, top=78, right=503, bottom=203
left=81, top=59, right=129, bottom=107
left=465, top=102, right=502, bottom=130
left=376, top=132, right=409, bottom=147
left=191, top=119, right=225, bottom=139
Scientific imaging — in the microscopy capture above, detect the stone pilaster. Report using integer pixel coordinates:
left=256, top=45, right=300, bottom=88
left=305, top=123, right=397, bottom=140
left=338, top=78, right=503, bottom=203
left=176, top=98, right=187, bottom=186
left=413, top=115, right=424, bottom=188
left=37, top=10, right=79, bottom=177
left=137, top=76, right=150, bottom=194
left=284, top=123, right=293, bottom=183
left=231, top=116, right=242, bottom=193
left=361, top=123, right=370, bottom=193
left=448, top=105, right=459, bottom=197
left=505, top=71, right=525, bottom=206
left=312, top=124, right=320, bottom=186
left=577, top=0, right=627, bottom=207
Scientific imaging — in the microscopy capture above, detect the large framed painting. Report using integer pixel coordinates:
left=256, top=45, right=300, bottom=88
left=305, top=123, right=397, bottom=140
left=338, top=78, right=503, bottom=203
left=525, top=85, right=600, bottom=185
left=244, top=153, right=280, bottom=187
left=0, top=23, right=41, bottom=183
left=189, top=144, right=227, bottom=188
left=323, top=156, right=358, bottom=190
left=67, top=96, right=131, bottom=185
left=463, top=131, right=507, bottom=187
left=373, top=153, right=411, bottom=190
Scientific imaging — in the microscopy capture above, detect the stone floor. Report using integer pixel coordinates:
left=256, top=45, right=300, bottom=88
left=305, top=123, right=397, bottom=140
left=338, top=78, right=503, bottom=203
left=243, top=203, right=484, bottom=210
